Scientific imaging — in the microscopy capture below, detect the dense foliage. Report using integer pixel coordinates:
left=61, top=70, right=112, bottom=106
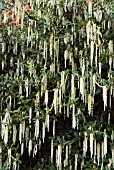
left=0, top=0, right=114, bottom=169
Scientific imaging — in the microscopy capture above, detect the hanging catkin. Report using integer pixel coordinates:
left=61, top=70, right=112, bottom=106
left=51, top=139, right=53, bottom=163
left=90, top=133, right=94, bottom=158
left=22, top=120, right=25, bottom=138
left=86, top=20, right=91, bottom=45
left=103, top=85, right=107, bottom=111
left=44, top=73, right=47, bottom=91
left=101, top=142, right=104, bottom=160
left=109, top=40, right=113, bottom=68
left=50, top=34, right=53, bottom=59
left=71, top=74, right=75, bottom=100
left=2, top=42, right=5, bottom=53
left=59, top=88, right=62, bottom=113
left=33, top=144, right=37, bottom=157
left=25, top=78, right=29, bottom=98
left=93, top=74, right=96, bottom=96
left=42, top=122, right=46, bottom=143
left=81, top=159, right=84, bottom=170
left=19, top=84, right=22, bottom=95
left=45, top=90, right=48, bottom=106
left=99, top=62, right=102, bottom=75
left=0, top=146, right=2, bottom=169
left=16, top=59, right=19, bottom=79
left=61, top=71, right=65, bottom=95
left=53, top=120, right=55, bottom=137
left=8, top=148, right=11, bottom=168
left=36, top=92, right=40, bottom=107
left=56, top=148, right=58, bottom=168
left=2, top=60, right=4, bottom=70
left=74, top=154, right=78, bottom=170
left=21, top=142, right=24, bottom=155
left=54, top=88, right=58, bottom=114
left=27, top=23, right=30, bottom=43
left=21, top=7, right=24, bottom=29
left=13, top=125, right=17, bottom=144
left=19, top=123, right=23, bottom=144
left=64, top=145, right=68, bottom=167
left=80, top=77, right=85, bottom=101
left=111, top=130, right=114, bottom=141
left=13, top=161, right=17, bottom=170
left=3, top=11, right=7, bottom=23
left=104, top=130, right=107, bottom=156
left=112, top=146, right=114, bottom=168
left=94, top=138, right=96, bottom=163
left=72, top=104, right=76, bottom=129
left=35, top=119, right=39, bottom=140
left=4, top=123, right=8, bottom=145
left=82, top=58, right=85, bottom=76
left=88, top=94, right=94, bottom=115
left=57, top=145, right=62, bottom=170
left=76, top=108, right=80, bottom=130
left=43, top=40, right=46, bottom=60
left=83, top=132, right=88, bottom=157
left=45, top=114, right=49, bottom=132
left=88, top=0, right=92, bottom=16
left=54, top=37, right=59, bottom=74
left=29, top=107, right=32, bottom=126
left=97, top=143, right=100, bottom=166
left=28, top=139, right=32, bottom=156
left=64, top=50, right=68, bottom=68
left=25, top=127, right=29, bottom=147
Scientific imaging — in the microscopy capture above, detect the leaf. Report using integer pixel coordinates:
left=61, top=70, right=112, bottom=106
left=74, top=97, right=79, bottom=103
left=95, top=87, right=101, bottom=94
left=102, top=79, right=107, bottom=85
left=108, top=78, right=112, bottom=84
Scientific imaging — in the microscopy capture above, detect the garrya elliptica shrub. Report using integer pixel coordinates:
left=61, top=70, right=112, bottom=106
left=0, top=0, right=114, bottom=169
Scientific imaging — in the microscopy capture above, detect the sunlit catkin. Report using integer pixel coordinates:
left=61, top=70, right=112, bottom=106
left=33, top=144, right=37, bottom=157
left=72, top=104, right=76, bottom=129
left=99, top=62, right=102, bottom=75
left=4, top=125, right=8, bottom=145
left=83, top=132, right=88, bottom=157
left=25, top=127, right=29, bottom=147
left=80, top=77, right=85, bottom=101
left=25, top=78, right=29, bottom=98
left=51, top=139, right=53, bottom=163
left=21, top=142, right=24, bottom=155
left=57, top=145, right=62, bottom=170
left=101, top=142, right=104, bottom=160
left=71, top=74, right=75, bottom=100
left=103, top=85, right=107, bottom=111
left=28, top=139, right=32, bottom=156
left=45, top=90, right=48, bottom=106
left=104, top=130, right=107, bottom=156
left=0, top=146, right=2, bottom=169
left=50, top=34, right=53, bottom=58
left=19, top=123, right=23, bottom=144
left=94, top=139, right=96, bottom=163
left=53, top=120, right=55, bottom=137
left=90, top=133, right=94, bottom=158
left=86, top=20, right=91, bottom=45
left=112, top=146, right=114, bottom=168
left=88, top=0, right=92, bottom=16
left=42, top=122, right=45, bottom=143
left=74, top=154, right=78, bottom=170
left=35, top=119, right=39, bottom=140
left=97, top=143, right=100, bottom=166
left=13, top=125, right=17, bottom=144
left=90, top=40, right=94, bottom=66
